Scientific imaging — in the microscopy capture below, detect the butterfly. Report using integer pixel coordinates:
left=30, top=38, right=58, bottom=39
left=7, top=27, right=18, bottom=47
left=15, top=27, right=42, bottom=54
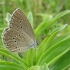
left=2, top=8, right=36, bottom=54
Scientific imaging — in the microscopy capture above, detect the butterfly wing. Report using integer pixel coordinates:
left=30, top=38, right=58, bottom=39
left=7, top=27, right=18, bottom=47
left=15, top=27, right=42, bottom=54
left=2, top=8, right=36, bottom=53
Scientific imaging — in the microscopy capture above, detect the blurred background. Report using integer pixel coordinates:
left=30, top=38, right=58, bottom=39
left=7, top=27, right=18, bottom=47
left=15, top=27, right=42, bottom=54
left=0, top=0, right=70, bottom=47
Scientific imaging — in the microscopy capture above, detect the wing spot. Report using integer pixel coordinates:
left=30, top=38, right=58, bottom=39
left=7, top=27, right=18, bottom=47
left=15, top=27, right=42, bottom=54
left=4, top=42, right=6, bottom=44
left=13, top=37, right=15, bottom=39
left=10, top=44, right=12, bottom=45
left=20, top=20, right=22, bottom=23
left=18, top=34, right=20, bottom=36
left=20, top=19, right=23, bottom=23
left=27, top=27, right=28, bottom=29
left=10, top=26, right=12, bottom=28
left=17, top=30, right=18, bottom=31
left=15, top=41, right=16, bottom=42
left=7, top=44, right=9, bottom=46
left=24, top=19, right=26, bottom=21
left=22, top=33, right=23, bottom=34
left=12, top=26, right=14, bottom=27
left=20, top=26, right=22, bottom=28
left=15, top=47, right=17, bottom=48
left=10, top=24, right=14, bottom=28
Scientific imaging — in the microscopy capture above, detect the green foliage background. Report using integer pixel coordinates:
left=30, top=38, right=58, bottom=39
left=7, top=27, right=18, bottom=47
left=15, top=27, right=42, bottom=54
left=0, top=0, right=70, bottom=70
left=0, top=0, right=70, bottom=46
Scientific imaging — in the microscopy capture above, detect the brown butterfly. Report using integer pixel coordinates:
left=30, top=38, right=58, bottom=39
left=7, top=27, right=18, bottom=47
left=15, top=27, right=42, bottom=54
left=2, top=8, right=36, bottom=54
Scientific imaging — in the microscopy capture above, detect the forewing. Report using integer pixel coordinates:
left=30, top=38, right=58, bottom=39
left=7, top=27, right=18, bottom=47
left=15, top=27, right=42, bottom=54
left=10, top=8, right=35, bottom=40
left=2, top=8, right=36, bottom=53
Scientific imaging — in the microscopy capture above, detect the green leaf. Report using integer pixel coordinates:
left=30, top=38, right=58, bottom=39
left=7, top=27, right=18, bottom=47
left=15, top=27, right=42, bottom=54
left=27, top=12, right=34, bottom=28
left=36, top=24, right=68, bottom=61
left=37, top=37, right=70, bottom=65
left=48, top=32, right=70, bottom=48
left=49, top=51, right=70, bottom=70
left=26, top=48, right=36, bottom=67
left=0, top=48, right=27, bottom=69
left=0, top=60, right=23, bottom=70
left=35, top=10, right=70, bottom=39
left=5, top=13, right=11, bottom=24
left=28, top=63, right=49, bottom=70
